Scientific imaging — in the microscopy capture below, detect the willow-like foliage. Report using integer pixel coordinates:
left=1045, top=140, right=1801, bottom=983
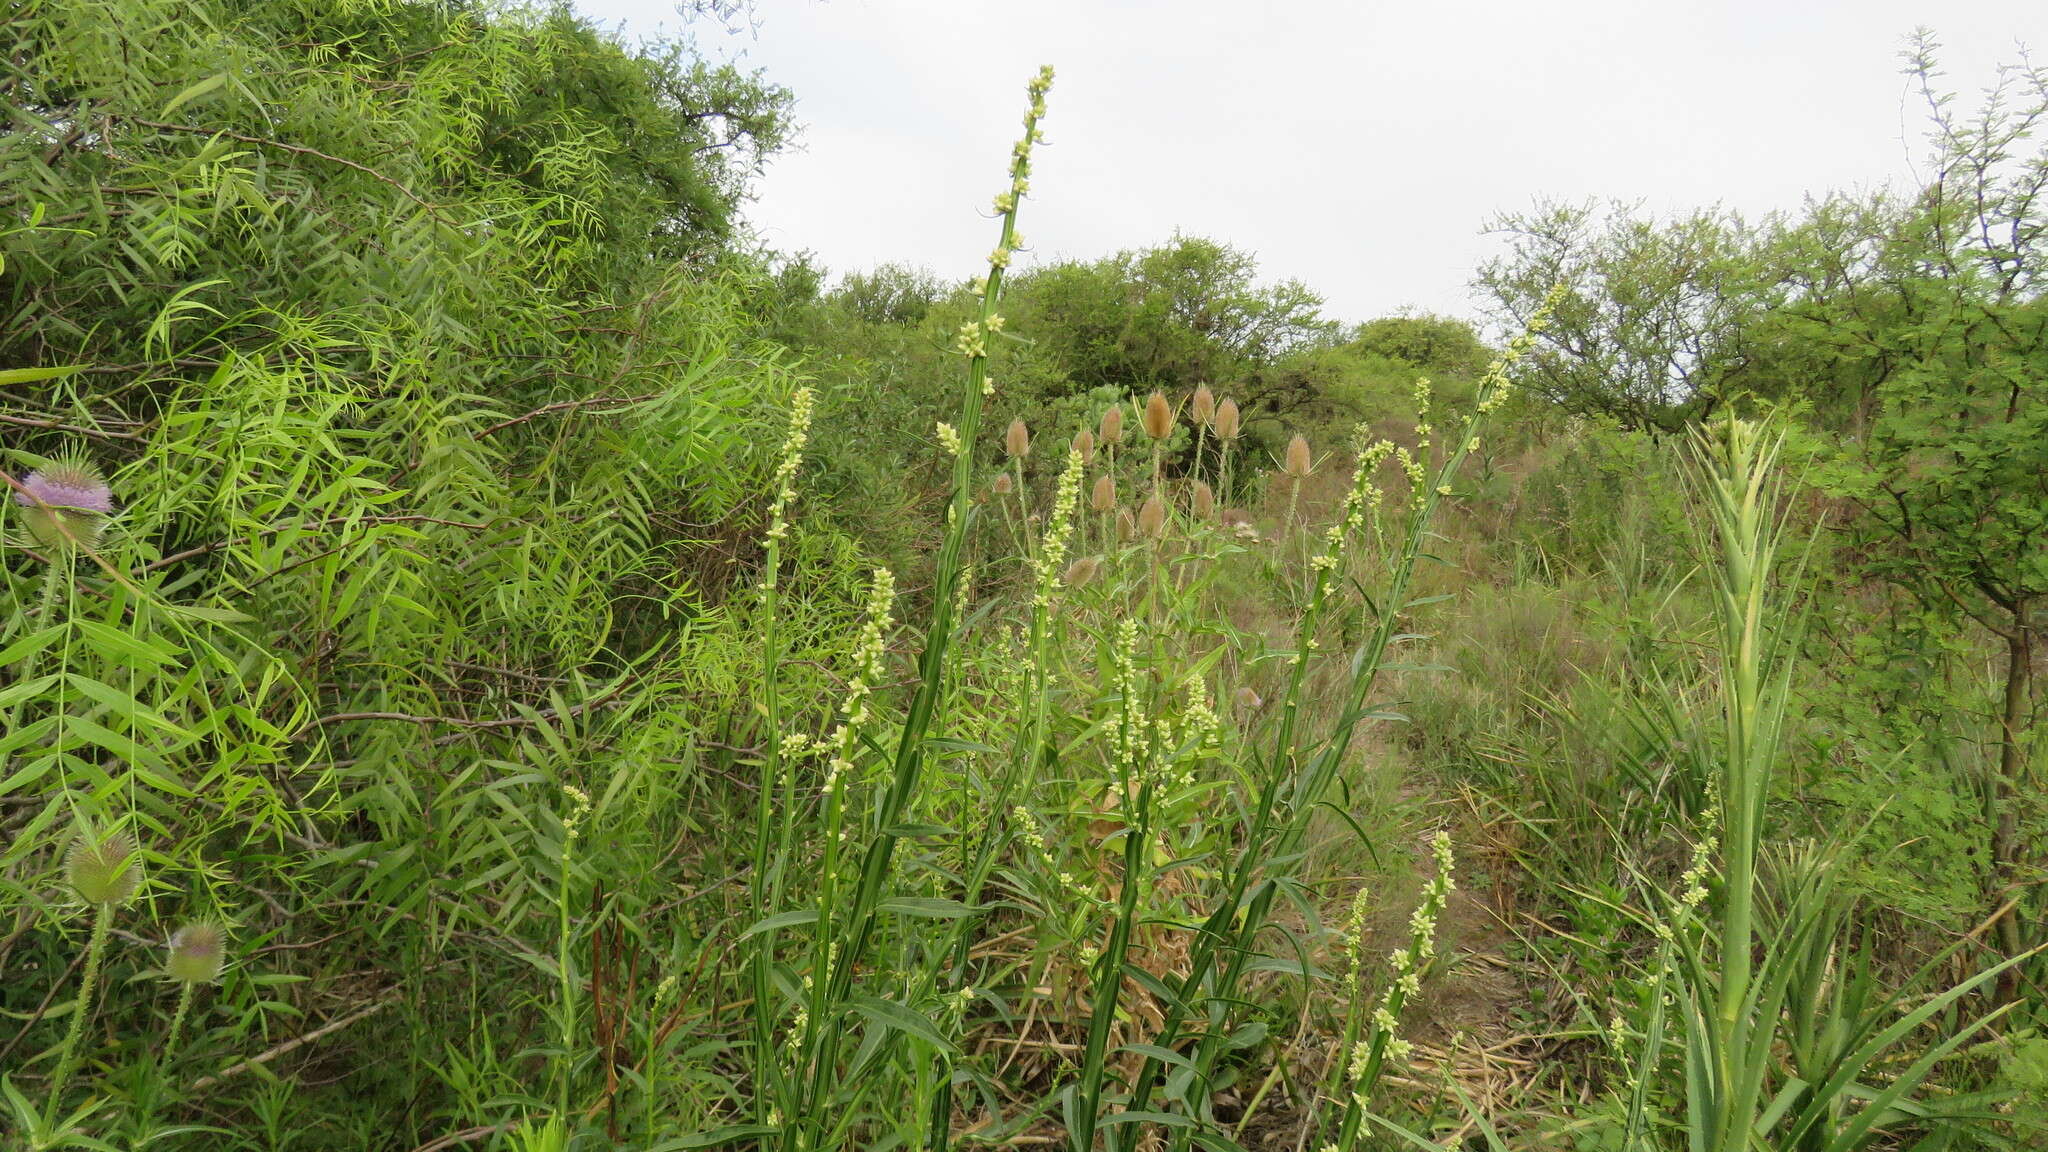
left=2, top=1, right=808, bottom=1138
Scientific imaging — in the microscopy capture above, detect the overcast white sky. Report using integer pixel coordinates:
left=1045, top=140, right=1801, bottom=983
left=572, top=0, right=2042, bottom=326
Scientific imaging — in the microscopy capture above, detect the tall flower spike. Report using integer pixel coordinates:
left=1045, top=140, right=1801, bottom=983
left=15, top=459, right=114, bottom=551
left=1141, top=391, right=1173, bottom=441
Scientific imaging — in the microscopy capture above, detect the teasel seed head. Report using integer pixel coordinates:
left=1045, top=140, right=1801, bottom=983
left=1141, top=391, right=1173, bottom=441
left=1116, top=508, right=1136, bottom=540
left=1072, top=428, right=1095, bottom=465
left=1098, top=406, right=1124, bottom=445
left=1283, top=434, right=1313, bottom=479
left=1192, top=384, right=1216, bottom=426
left=67, top=828, right=140, bottom=907
left=1192, top=480, right=1216, bottom=519
left=1234, top=686, right=1263, bottom=711
left=1138, top=491, right=1167, bottom=538
left=1090, top=472, right=1116, bottom=512
left=1214, top=398, right=1241, bottom=441
left=166, top=922, right=227, bottom=984
left=1004, top=418, right=1031, bottom=459
left=15, top=458, right=114, bottom=551
left=992, top=473, right=1014, bottom=497
left=1062, top=554, right=1101, bottom=589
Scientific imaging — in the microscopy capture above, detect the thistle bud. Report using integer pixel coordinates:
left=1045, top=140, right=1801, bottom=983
left=1192, top=480, right=1216, bottom=519
left=992, top=473, right=1014, bottom=497
left=14, top=459, right=114, bottom=551
left=67, top=829, right=140, bottom=907
left=1062, top=555, right=1101, bottom=589
left=1138, top=492, right=1167, bottom=538
left=1141, top=391, right=1173, bottom=441
left=1192, top=384, right=1216, bottom=426
left=1072, top=428, right=1095, bottom=465
left=1004, top=418, right=1031, bottom=459
left=166, top=922, right=227, bottom=984
left=1090, top=473, right=1116, bottom=512
left=1098, top=406, right=1124, bottom=445
left=1283, top=434, right=1313, bottom=479
left=1214, top=398, right=1241, bottom=441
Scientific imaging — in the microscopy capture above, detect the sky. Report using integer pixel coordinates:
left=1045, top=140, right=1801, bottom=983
left=572, top=0, right=2043, bottom=327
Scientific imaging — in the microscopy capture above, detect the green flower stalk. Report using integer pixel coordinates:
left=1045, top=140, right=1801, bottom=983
left=1327, top=832, right=1455, bottom=1152
left=555, top=784, right=592, bottom=1120
left=748, top=385, right=814, bottom=1132
left=50, top=827, right=141, bottom=1099
left=163, top=921, right=226, bottom=1056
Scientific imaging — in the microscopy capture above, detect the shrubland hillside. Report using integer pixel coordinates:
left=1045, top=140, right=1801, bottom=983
left=2, top=7, right=2043, bottom=1150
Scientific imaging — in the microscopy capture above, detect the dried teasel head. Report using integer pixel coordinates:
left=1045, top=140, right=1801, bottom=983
left=1214, top=398, right=1241, bottom=441
left=1098, top=405, right=1124, bottom=445
left=1062, top=554, right=1101, bottom=589
left=166, top=921, right=227, bottom=984
left=1192, top=480, right=1216, bottom=519
left=1282, top=434, right=1313, bottom=479
left=1141, top=391, right=1173, bottom=441
left=1090, top=473, right=1116, bottom=512
left=1116, top=508, right=1136, bottom=539
left=1138, top=491, right=1167, bottom=537
left=1004, top=418, right=1031, bottom=459
left=992, top=473, right=1014, bottom=497
left=14, top=458, right=114, bottom=551
left=1073, top=428, right=1095, bottom=465
left=67, top=828, right=140, bottom=907
left=1192, top=384, right=1216, bottom=427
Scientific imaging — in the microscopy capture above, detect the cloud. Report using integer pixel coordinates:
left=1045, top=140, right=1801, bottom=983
left=577, top=0, right=2040, bottom=324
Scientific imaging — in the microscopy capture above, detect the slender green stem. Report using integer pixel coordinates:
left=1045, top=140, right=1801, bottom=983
left=163, top=980, right=197, bottom=1062
left=49, top=901, right=114, bottom=1101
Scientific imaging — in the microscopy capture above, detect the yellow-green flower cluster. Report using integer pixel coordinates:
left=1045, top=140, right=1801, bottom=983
left=822, top=567, right=896, bottom=793
left=1032, top=447, right=1086, bottom=609
left=1474, top=282, right=1565, bottom=416
left=560, top=784, right=593, bottom=849
left=761, top=385, right=815, bottom=595
left=1181, top=673, right=1222, bottom=752
left=1011, top=804, right=1099, bottom=913
left=955, top=319, right=988, bottom=359
left=936, top=421, right=962, bottom=458
left=1353, top=831, right=1455, bottom=1079
left=971, top=67, right=1055, bottom=379
left=1110, top=617, right=1144, bottom=784
left=1312, top=436, right=1396, bottom=573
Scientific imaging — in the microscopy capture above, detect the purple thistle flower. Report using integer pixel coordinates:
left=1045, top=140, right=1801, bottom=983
left=17, top=463, right=114, bottom=514
left=13, top=459, right=113, bottom=549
